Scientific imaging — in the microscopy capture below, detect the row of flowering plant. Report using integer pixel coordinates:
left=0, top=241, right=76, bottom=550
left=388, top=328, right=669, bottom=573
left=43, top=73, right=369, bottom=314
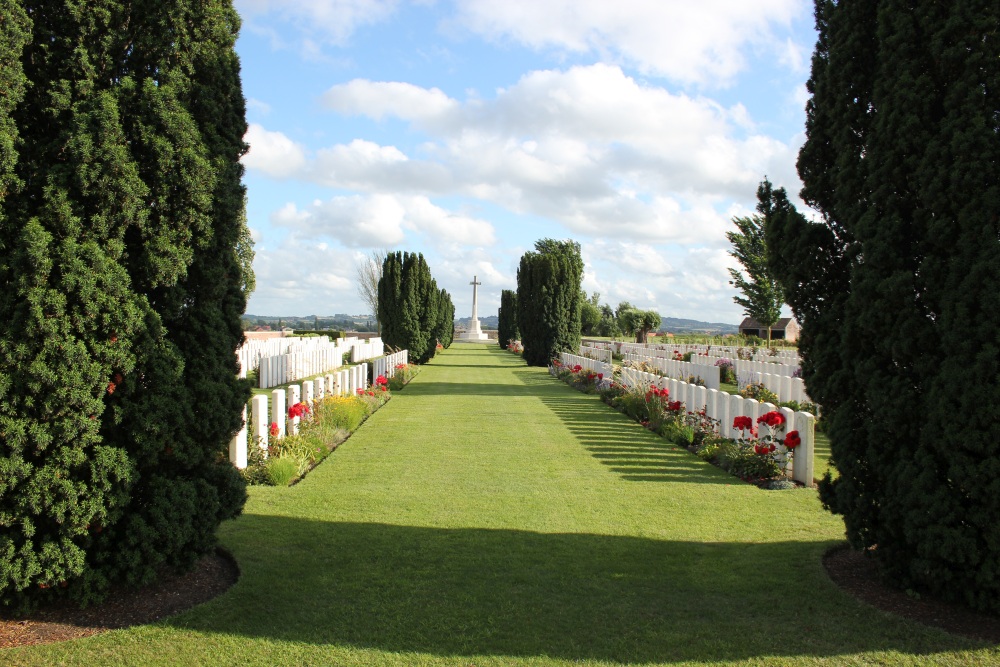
left=550, top=358, right=605, bottom=393
left=549, top=362, right=801, bottom=489
left=243, top=380, right=393, bottom=487
left=388, top=363, right=420, bottom=391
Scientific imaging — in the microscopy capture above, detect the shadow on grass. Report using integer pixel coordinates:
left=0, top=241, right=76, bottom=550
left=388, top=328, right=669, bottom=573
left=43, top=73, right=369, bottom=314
left=509, top=370, right=733, bottom=485
left=187, top=518, right=974, bottom=663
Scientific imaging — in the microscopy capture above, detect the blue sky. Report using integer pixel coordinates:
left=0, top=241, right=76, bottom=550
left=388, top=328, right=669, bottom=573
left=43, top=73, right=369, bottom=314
left=235, top=0, right=816, bottom=324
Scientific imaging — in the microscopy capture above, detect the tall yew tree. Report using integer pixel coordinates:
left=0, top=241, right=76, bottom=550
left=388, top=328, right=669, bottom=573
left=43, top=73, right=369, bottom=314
left=497, top=289, right=518, bottom=349
left=766, top=1, right=1000, bottom=612
left=0, top=1, right=251, bottom=611
left=516, top=239, right=583, bottom=366
left=378, top=251, right=443, bottom=363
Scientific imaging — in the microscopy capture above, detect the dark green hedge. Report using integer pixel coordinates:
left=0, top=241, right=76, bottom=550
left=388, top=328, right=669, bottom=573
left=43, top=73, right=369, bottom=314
left=0, top=1, right=250, bottom=612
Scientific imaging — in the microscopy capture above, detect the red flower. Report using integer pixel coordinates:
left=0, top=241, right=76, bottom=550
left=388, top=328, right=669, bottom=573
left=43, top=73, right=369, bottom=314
left=784, top=430, right=802, bottom=449
left=356, top=388, right=364, bottom=395
left=375, top=375, right=388, bottom=386
left=733, top=416, right=753, bottom=430
left=269, top=422, right=280, bottom=437
left=597, top=373, right=604, bottom=380
left=757, top=411, right=786, bottom=428
left=572, top=364, right=583, bottom=373
left=288, top=402, right=311, bottom=419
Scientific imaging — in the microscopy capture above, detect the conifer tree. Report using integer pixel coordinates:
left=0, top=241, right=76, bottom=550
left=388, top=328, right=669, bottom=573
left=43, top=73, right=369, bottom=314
left=0, top=1, right=251, bottom=610
left=497, top=289, right=519, bottom=349
left=378, top=251, right=404, bottom=348
left=434, top=289, right=455, bottom=349
left=766, top=1, right=1000, bottom=612
left=727, top=184, right=784, bottom=345
left=378, top=251, right=444, bottom=363
left=516, top=239, right=583, bottom=366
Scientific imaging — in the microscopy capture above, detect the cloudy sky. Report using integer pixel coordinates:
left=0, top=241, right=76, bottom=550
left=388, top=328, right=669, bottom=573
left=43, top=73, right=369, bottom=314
left=235, top=0, right=816, bottom=324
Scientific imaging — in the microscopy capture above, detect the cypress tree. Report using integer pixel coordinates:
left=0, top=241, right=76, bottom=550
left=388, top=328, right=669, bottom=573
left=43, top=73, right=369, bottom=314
left=516, top=239, right=583, bottom=366
left=766, top=1, right=1000, bottom=612
left=0, top=1, right=250, bottom=611
left=433, top=288, right=455, bottom=349
left=378, top=251, right=404, bottom=348
left=727, top=185, right=784, bottom=345
left=379, top=251, right=445, bottom=363
left=497, top=289, right=519, bottom=349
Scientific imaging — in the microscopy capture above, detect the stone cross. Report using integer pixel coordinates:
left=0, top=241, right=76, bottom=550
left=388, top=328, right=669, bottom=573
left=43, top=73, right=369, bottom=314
left=470, top=275, right=482, bottom=322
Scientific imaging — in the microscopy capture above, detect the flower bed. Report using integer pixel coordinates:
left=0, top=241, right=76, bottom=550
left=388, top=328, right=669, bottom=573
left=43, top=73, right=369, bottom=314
left=552, top=359, right=804, bottom=489
left=242, top=366, right=421, bottom=487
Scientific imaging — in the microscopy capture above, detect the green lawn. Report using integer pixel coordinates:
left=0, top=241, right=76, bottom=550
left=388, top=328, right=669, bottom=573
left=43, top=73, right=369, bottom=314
left=7, top=345, right=995, bottom=666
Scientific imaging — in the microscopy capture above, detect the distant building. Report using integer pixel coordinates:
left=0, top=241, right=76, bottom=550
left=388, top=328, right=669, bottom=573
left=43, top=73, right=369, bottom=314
left=738, top=316, right=799, bottom=342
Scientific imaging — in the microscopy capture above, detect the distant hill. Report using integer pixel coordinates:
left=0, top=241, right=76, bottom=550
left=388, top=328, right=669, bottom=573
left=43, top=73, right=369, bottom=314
left=456, top=315, right=499, bottom=329
left=658, top=317, right=739, bottom=335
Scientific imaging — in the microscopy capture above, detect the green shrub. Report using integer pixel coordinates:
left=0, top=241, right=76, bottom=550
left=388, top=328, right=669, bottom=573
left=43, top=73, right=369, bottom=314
left=265, top=458, right=299, bottom=486
left=717, top=440, right=782, bottom=481
left=696, top=441, right=721, bottom=462
left=739, top=382, right=779, bottom=404
left=660, top=422, right=694, bottom=446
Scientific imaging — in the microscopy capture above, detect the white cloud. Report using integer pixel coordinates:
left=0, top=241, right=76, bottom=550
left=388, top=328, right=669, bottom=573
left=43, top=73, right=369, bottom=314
left=308, top=65, right=797, bottom=242
left=246, top=240, right=358, bottom=315
left=242, top=123, right=307, bottom=178
left=322, top=80, right=458, bottom=121
left=236, top=0, right=399, bottom=48
left=451, top=0, right=804, bottom=87
left=269, top=194, right=495, bottom=249
left=246, top=98, right=272, bottom=116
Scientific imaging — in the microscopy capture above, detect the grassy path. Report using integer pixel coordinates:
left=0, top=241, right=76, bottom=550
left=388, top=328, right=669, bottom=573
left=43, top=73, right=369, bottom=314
left=7, top=345, right=994, bottom=666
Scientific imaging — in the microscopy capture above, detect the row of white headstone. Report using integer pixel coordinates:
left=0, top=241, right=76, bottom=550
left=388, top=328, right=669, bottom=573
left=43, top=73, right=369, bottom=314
left=696, top=354, right=799, bottom=379
left=253, top=338, right=384, bottom=389
left=228, top=362, right=370, bottom=470
left=614, top=346, right=812, bottom=403
left=587, top=340, right=800, bottom=365
left=237, top=336, right=385, bottom=388
left=620, top=353, right=722, bottom=390
left=579, top=345, right=614, bottom=365
left=738, top=371, right=814, bottom=406
left=371, top=349, right=409, bottom=380
left=617, top=366, right=815, bottom=485
left=559, top=352, right=614, bottom=378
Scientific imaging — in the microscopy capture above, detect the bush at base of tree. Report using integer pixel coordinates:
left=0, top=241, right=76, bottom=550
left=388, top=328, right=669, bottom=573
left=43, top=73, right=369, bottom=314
left=765, top=1, right=1000, bottom=613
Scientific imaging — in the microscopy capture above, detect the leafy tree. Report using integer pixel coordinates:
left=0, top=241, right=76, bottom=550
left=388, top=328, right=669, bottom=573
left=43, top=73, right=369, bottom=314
left=727, top=184, right=784, bottom=345
left=580, top=291, right=601, bottom=336
left=618, top=308, right=661, bottom=343
left=355, top=248, right=389, bottom=334
left=497, top=289, right=519, bottom=349
left=595, top=303, right=621, bottom=338
left=635, top=310, right=662, bottom=344
left=0, top=1, right=250, bottom=611
left=765, top=0, right=1000, bottom=613
left=516, top=239, right=583, bottom=366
